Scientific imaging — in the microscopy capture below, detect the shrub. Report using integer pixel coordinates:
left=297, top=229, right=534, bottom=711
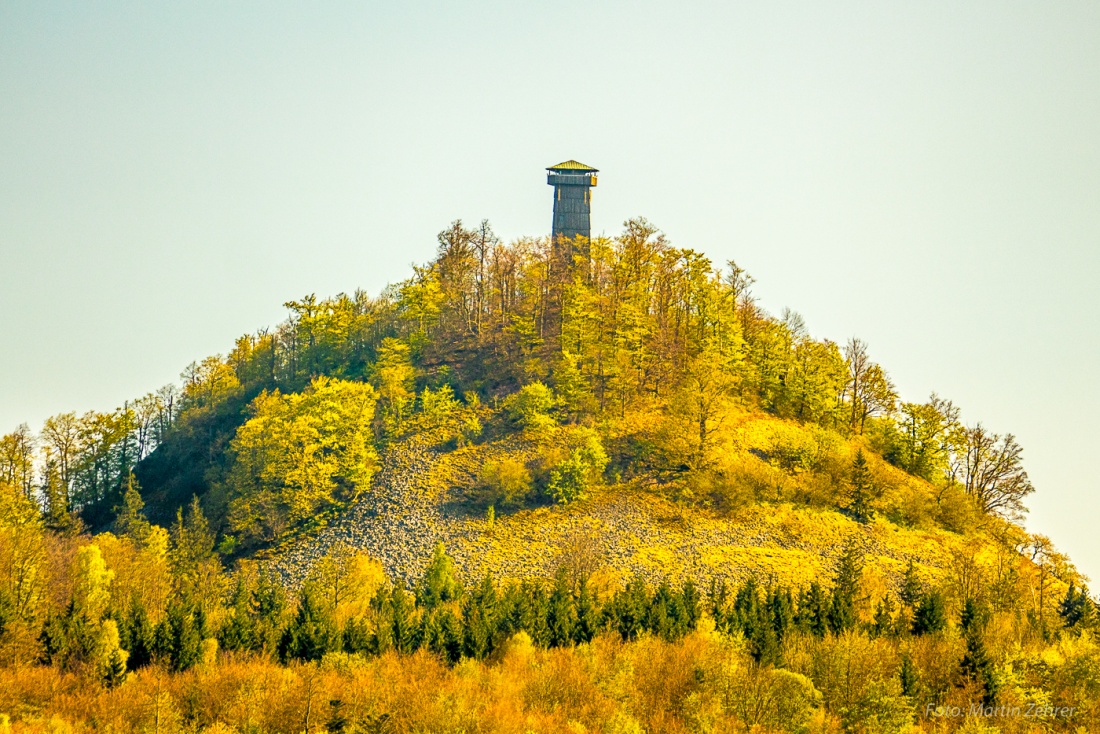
left=683, top=454, right=757, bottom=513
left=935, top=483, right=982, bottom=534
left=881, top=476, right=936, bottom=529
left=505, top=382, right=557, bottom=432
left=547, top=431, right=608, bottom=504
left=479, top=458, right=533, bottom=507
left=764, top=423, right=826, bottom=474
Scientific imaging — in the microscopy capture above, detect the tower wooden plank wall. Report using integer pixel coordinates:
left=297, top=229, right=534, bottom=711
left=547, top=160, right=598, bottom=245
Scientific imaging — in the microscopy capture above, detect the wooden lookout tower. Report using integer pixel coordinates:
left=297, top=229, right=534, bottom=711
left=547, top=160, right=598, bottom=244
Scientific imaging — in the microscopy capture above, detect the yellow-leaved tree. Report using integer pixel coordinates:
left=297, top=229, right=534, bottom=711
left=0, top=481, right=47, bottom=663
left=227, top=377, right=379, bottom=542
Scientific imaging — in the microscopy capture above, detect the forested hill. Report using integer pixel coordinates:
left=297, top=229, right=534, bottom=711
left=5, top=217, right=1100, bottom=732
left=8, top=217, right=1040, bottom=542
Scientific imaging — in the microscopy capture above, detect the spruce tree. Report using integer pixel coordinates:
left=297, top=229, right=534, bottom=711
left=420, top=609, right=448, bottom=661
left=646, top=582, right=674, bottom=641
left=959, top=597, right=987, bottom=633
left=279, top=583, right=337, bottom=663
left=462, top=574, right=498, bottom=659
left=39, top=610, right=73, bottom=667
left=115, top=473, right=150, bottom=544
left=254, top=572, right=287, bottom=656
left=121, top=597, right=155, bottom=670
left=899, top=560, right=923, bottom=608
left=612, top=579, right=648, bottom=641
left=548, top=567, right=577, bottom=646
left=680, top=579, right=701, bottom=634
left=497, top=582, right=522, bottom=638
left=343, top=616, right=372, bottom=654
left=898, top=653, right=919, bottom=698
left=98, top=620, right=129, bottom=687
left=574, top=575, right=602, bottom=644
left=828, top=542, right=864, bottom=634
left=1058, top=584, right=1097, bottom=630
left=390, top=586, right=418, bottom=654
left=440, top=607, right=464, bottom=663
left=157, top=601, right=202, bottom=671
left=959, top=598, right=998, bottom=706
left=709, top=579, right=731, bottom=633
left=101, top=645, right=129, bottom=687
left=520, top=582, right=551, bottom=647
left=796, top=583, right=828, bottom=637
left=846, top=450, right=874, bottom=523
left=219, top=576, right=256, bottom=653
left=911, top=591, right=947, bottom=635
left=766, top=586, right=794, bottom=653
left=750, top=592, right=781, bottom=666
left=732, top=577, right=760, bottom=635
left=170, top=496, right=221, bottom=616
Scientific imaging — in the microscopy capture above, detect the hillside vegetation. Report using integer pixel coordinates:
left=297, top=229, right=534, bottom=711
left=2, top=218, right=1098, bottom=732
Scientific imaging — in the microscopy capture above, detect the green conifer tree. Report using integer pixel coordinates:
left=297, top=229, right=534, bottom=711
left=899, top=560, right=923, bottom=608
left=959, top=598, right=999, bottom=706
left=766, top=586, right=794, bottom=647
left=121, top=596, right=155, bottom=670
left=520, top=582, right=551, bottom=647
left=157, top=601, right=202, bottom=671
left=463, top=574, right=498, bottom=659
left=115, top=473, right=150, bottom=544
left=547, top=568, right=577, bottom=646
left=254, top=572, right=287, bottom=656
left=680, top=579, right=701, bottom=633
left=796, top=583, right=829, bottom=637
left=99, top=620, right=129, bottom=688
left=440, top=608, right=464, bottom=663
left=343, top=616, right=372, bottom=654
left=647, top=584, right=673, bottom=641
left=574, top=575, right=602, bottom=644
left=898, top=653, right=919, bottom=698
left=1058, top=584, right=1098, bottom=630
left=279, top=583, right=337, bottom=663
left=219, top=576, right=255, bottom=653
left=390, top=586, right=418, bottom=654
left=828, top=542, right=864, bottom=634
left=911, top=591, right=947, bottom=636
left=846, top=450, right=874, bottom=523
left=710, top=579, right=731, bottom=633
left=612, top=579, right=648, bottom=641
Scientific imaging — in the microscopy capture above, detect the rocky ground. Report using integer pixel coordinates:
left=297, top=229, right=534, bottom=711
left=268, top=437, right=962, bottom=593
left=268, top=440, right=462, bottom=588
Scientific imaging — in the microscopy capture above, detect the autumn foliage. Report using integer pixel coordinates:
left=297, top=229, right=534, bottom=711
left=0, top=218, right=1094, bottom=732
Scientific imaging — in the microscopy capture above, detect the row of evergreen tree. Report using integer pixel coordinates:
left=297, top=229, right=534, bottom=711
left=49, top=542, right=1090, bottom=680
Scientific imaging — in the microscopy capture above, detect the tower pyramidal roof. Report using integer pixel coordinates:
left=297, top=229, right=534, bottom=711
left=547, top=159, right=599, bottom=172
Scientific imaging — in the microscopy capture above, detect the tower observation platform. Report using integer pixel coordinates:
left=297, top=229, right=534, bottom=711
left=547, top=160, right=598, bottom=243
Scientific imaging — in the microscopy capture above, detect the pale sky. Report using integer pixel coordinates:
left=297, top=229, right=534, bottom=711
left=2, top=2, right=1098, bottom=581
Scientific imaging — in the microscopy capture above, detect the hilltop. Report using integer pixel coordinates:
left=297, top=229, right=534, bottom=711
left=8, top=217, right=1071, bottom=596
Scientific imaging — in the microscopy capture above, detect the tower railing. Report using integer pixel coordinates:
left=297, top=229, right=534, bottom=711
left=547, top=173, right=597, bottom=186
